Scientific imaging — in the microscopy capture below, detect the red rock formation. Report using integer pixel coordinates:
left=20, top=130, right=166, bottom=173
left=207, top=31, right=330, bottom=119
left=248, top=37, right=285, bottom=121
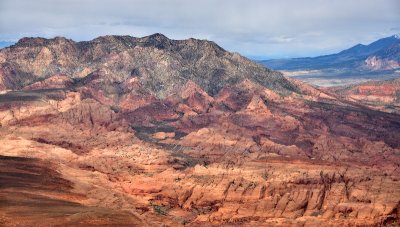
left=0, top=34, right=399, bottom=226
left=328, top=78, right=400, bottom=113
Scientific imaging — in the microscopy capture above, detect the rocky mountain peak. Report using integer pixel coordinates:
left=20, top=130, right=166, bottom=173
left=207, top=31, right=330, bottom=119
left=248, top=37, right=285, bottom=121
left=138, top=33, right=174, bottom=49
left=1, top=33, right=299, bottom=99
left=15, top=37, right=47, bottom=47
left=143, top=33, right=170, bottom=42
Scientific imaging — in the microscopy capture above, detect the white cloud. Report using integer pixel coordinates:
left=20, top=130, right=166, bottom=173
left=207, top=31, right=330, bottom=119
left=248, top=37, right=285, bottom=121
left=0, top=0, right=399, bottom=58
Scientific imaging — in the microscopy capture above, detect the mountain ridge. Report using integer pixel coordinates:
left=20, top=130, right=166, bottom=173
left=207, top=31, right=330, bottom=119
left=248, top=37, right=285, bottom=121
left=260, top=35, right=400, bottom=71
left=0, top=33, right=298, bottom=98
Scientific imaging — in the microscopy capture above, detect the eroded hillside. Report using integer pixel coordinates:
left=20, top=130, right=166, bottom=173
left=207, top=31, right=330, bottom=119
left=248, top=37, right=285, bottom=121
left=0, top=34, right=399, bottom=226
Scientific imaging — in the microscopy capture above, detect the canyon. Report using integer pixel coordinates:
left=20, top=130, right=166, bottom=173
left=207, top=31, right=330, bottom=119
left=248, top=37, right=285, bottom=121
left=0, top=34, right=399, bottom=226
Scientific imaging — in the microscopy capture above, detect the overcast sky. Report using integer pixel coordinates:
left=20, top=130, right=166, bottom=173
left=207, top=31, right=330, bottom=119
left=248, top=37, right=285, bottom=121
left=0, top=0, right=399, bottom=58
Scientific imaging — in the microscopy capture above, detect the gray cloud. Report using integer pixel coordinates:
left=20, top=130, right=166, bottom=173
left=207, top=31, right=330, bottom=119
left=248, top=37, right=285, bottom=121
left=0, top=0, right=399, bottom=58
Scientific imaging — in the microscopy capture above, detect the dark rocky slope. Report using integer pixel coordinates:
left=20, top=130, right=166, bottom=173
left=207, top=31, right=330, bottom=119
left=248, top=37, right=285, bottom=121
left=0, top=34, right=297, bottom=98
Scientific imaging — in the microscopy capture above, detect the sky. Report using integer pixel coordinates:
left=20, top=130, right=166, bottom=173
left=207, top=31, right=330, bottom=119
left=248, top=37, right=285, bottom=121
left=0, top=0, right=399, bottom=59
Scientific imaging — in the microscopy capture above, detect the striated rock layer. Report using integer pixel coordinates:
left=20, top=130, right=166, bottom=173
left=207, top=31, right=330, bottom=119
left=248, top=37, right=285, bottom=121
left=0, top=34, right=399, bottom=226
left=327, top=78, right=400, bottom=114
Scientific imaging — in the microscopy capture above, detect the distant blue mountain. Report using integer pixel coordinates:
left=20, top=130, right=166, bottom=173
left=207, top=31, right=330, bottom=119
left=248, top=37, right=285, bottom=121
left=260, top=35, right=400, bottom=71
left=0, top=41, right=15, bottom=48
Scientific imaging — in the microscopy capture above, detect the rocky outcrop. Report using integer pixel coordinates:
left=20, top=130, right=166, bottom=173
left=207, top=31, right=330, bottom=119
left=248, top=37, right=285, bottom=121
left=363, top=56, right=400, bottom=70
